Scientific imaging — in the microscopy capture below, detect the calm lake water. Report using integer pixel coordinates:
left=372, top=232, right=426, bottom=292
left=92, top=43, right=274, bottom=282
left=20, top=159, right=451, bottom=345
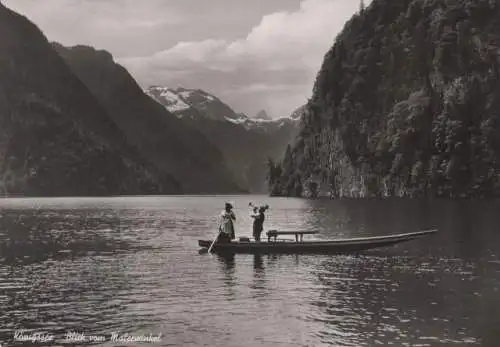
left=0, top=195, right=499, bottom=347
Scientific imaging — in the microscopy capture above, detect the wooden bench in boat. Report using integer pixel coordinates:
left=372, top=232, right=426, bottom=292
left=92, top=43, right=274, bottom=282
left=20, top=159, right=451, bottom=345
left=266, top=230, right=318, bottom=243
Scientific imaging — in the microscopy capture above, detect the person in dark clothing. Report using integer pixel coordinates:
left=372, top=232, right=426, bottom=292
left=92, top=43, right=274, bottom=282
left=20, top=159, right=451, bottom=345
left=251, top=205, right=268, bottom=242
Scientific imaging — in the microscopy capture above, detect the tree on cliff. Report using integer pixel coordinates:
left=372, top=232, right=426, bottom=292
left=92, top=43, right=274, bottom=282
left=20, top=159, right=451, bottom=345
left=270, top=0, right=500, bottom=199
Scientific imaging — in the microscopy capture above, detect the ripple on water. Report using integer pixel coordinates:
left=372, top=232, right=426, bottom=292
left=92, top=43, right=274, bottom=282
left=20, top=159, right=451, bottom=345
left=1, top=197, right=499, bottom=347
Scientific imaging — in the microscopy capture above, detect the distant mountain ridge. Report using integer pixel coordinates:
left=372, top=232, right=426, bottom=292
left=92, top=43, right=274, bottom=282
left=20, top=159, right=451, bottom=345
left=255, top=110, right=272, bottom=121
left=146, top=86, right=300, bottom=192
left=52, top=44, right=243, bottom=194
left=145, top=86, right=297, bottom=133
left=146, top=86, right=234, bottom=122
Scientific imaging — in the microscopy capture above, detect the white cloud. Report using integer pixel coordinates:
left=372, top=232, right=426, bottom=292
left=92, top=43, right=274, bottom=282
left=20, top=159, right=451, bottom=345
left=233, top=84, right=301, bottom=94
left=147, top=39, right=229, bottom=67
left=120, top=0, right=369, bottom=118
left=5, top=0, right=184, bottom=30
left=4, top=0, right=368, bottom=118
left=3, top=0, right=185, bottom=55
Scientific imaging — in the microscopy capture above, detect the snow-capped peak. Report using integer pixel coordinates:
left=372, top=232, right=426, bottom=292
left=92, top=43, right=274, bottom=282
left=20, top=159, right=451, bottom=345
left=159, top=89, right=190, bottom=112
left=145, top=86, right=233, bottom=121
left=146, top=86, right=222, bottom=117
left=254, top=110, right=272, bottom=121
left=145, top=86, right=300, bottom=132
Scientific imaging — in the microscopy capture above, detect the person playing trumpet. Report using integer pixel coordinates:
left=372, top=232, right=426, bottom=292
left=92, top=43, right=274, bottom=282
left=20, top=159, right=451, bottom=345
left=249, top=203, right=269, bottom=242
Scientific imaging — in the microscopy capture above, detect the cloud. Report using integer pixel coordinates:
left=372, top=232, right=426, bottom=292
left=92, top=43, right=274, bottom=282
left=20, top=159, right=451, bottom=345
left=5, top=0, right=185, bottom=29
left=3, top=0, right=307, bottom=58
left=3, top=0, right=185, bottom=56
left=120, top=0, right=368, bottom=118
left=4, top=0, right=368, bottom=118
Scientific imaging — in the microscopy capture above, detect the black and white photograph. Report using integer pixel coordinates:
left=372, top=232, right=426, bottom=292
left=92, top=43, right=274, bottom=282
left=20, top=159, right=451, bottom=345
left=0, top=0, right=499, bottom=346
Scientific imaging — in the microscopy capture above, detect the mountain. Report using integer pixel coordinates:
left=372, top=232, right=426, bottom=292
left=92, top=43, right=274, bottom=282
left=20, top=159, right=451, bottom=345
left=146, top=86, right=235, bottom=122
left=146, top=86, right=300, bottom=192
left=146, top=86, right=297, bottom=132
left=269, top=0, right=500, bottom=199
left=52, top=45, right=242, bottom=194
left=0, top=2, right=178, bottom=196
left=290, top=104, right=307, bottom=122
left=255, top=110, right=272, bottom=121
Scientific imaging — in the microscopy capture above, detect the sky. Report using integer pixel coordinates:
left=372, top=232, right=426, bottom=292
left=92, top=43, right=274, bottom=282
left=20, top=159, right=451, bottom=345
left=4, top=0, right=369, bottom=119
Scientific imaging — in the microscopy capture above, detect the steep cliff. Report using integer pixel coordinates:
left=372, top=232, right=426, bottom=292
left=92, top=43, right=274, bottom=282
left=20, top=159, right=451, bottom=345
left=53, top=44, right=242, bottom=194
left=0, top=3, right=179, bottom=196
left=270, top=0, right=500, bottom=199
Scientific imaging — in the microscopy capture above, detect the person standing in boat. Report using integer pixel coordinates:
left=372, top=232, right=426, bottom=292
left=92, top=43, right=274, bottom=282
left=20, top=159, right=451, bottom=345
left=218, top=202, right=236, bottom=242
left=251, top=204, right=268, bottom=242
left=250, top=206, right=260, bottom=241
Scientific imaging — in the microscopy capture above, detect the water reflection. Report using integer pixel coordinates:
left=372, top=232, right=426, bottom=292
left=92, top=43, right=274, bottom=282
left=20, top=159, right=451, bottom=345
left=253, top=254, right=264, bottom=270
left=215, top=254, right=237, bottom=302
left=310, top=255, right=410, bottom=346
left=0, top=206, right=162, bottom=346
left=300, top=198, right=500, bottom=346
left=0, top=209, right=143, bottom=265
left=0, top=257, right=135, bottom=345
left=216, top=253, right=235, bottom=271
left=302, top=198, right=438, bottom=240
left=0, top=196, right=498, bottom=347
left=249, top=255, right=267, bottom=298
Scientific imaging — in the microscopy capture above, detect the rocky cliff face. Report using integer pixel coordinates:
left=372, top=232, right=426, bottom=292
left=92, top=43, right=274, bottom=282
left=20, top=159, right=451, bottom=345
left=269, top=0, right=500, bottom=199
left=53, top=45, right=242, bottom=194
left=0, top=3, right=178, bottom=196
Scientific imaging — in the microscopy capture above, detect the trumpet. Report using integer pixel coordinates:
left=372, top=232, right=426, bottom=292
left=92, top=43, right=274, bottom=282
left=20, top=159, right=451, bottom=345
left=248, top=202, right=269, bottom=210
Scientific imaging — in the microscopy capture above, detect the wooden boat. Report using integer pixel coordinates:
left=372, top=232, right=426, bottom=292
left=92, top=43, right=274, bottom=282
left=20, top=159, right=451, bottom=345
left=198, top=229, right=437, bottom=254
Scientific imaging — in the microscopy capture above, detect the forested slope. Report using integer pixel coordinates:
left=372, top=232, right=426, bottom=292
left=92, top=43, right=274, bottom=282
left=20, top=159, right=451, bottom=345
left=269, top=0, right=500, bottom=198
left=54, top=44, right=242, bottom=194
left=0, top=3, right=177, bottom=195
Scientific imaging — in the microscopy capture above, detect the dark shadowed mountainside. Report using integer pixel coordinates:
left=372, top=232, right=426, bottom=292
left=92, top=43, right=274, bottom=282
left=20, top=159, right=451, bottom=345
left=183, top=116, right=298, bottom=193
left=146, top=86, right=300, bottom=192
left=269, top=0, right=500, bottom=199
left=0, top=3, right=180, bottom=196
left=52, top=44, right=243, bottom=194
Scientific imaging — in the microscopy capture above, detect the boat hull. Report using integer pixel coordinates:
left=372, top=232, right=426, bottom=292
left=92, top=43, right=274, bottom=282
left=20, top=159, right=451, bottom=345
left=198, top=229, right=436, bottom=254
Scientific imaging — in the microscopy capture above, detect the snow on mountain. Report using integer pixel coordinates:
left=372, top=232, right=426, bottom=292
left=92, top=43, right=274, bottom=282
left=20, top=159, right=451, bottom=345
left=145, top=86, right=300, bottom=132
left=254, top=110, right=273, bottom=121
left=146, top=86, right=191, bottom=114
left=143, top=86, right=302, bottom=193
left=178, top=90, right=192, bottom=99
left=160, top=89, right=190, bottom=112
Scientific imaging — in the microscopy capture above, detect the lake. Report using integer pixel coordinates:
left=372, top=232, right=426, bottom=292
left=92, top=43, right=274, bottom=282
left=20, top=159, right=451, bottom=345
left=0, top=195, right=499, bottom=346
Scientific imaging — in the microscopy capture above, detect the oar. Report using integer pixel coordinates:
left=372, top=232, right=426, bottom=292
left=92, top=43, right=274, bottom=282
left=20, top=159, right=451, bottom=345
left=199, top=221, right=222, bottom=254
left=207, top=230, right=221, bottom=253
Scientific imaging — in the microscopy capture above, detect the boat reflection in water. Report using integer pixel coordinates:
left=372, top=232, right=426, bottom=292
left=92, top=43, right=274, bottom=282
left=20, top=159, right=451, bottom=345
left=253, top=254, right=264, bottom=270
left=208, top=241, right=498, bottom=346
left=2, top=196, right=498, bottom=347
